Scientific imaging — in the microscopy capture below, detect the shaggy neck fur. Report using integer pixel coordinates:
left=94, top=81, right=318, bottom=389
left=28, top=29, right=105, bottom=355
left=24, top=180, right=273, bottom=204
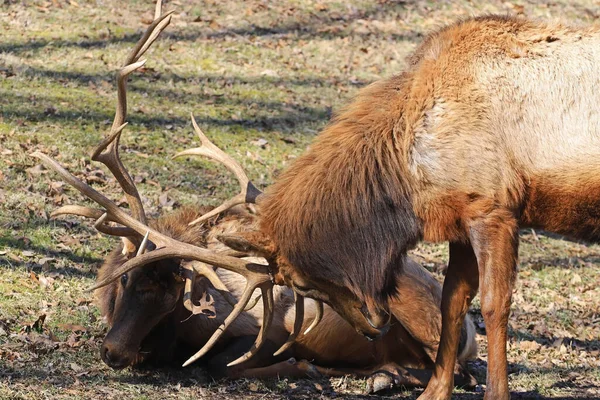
left=260, top=75, right=423, bottom=304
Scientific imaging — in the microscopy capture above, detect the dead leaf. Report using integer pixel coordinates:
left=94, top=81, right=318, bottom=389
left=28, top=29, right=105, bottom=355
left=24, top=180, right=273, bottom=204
left=76, top=298, right=91, bottom=306
left=70, top=362, right=83, bottom=373
left=38, top=257, right=55, bottom=270
left=26, top=164, right=47, bottom=176
left=159, top=191, right=174, bottom=207
left=22, top=314, right=46, bottom=333
left=58, top=235, right=80, bottom=248
left=251, top=138, right=269, bottom=149
left=519, top=340, right=541, bottom=352
left=58, top=324, right=87, bottom=333
left=186, top=291, right=216, bottom=318
left=38, top=275, right=54, bottom=288
left=49, top=181, right=64, bottom=195
left=140, top=13, right=154, bottom=25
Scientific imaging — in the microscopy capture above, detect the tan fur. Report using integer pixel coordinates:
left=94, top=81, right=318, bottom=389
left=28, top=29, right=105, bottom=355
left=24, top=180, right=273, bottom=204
left=249, top=15, right=600, bottom=400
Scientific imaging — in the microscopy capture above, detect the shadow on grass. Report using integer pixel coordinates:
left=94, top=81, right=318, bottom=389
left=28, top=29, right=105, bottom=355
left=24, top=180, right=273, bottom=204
left=0, top=229, right=101, bottom=279
left=510, top=330, right=600, bottom=354
left=1, top=360, right=597, bottom=400
left=1, top=0, right=421, bottom=56
left=0, top=79, right=332, bottom=134
left=7, top=66, right=371, bottom=88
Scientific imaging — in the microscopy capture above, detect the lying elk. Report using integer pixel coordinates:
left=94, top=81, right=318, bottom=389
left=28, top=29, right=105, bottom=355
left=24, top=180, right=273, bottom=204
left=30, top=0, right=478, bottom=391
left=96, top=206, right=477, bottom=391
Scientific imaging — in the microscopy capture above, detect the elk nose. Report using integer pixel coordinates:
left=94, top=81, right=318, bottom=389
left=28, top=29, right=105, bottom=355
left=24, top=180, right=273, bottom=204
left=101, top=342, right=130, bottom=370
left=362, top=323, right=391, bottom=341
left=361, top=303, right=391, bottom=330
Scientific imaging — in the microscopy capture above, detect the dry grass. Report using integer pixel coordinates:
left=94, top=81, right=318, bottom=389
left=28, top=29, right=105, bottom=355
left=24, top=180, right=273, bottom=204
left=1, top=0, right=599, bottom=399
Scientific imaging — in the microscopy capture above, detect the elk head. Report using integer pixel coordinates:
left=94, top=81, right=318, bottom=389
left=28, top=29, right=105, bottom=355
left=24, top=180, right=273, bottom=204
left=98, top=243, right=186, bottom=369
left=32, top=0, right=320, bottom=369
left=218, top=231, right=394, bottom=341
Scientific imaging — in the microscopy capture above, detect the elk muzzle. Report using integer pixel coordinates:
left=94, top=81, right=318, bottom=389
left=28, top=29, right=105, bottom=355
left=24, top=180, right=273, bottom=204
left=101, top=332, right=141, bottom=370
left=359, top=303, right=391, bottom=340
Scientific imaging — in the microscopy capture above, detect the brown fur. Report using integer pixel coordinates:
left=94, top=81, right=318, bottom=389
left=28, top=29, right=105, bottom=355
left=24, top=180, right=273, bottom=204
left=245, top=15, right=600, bottom=400
left=96, top=206, right=477, bottom=391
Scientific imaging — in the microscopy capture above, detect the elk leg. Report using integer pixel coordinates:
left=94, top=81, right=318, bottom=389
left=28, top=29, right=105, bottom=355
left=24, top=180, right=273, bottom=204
left=235, top=358, right=429, bottom=391
left=469, top=211, right=518, bottom=400
left=418, top=241, right=479, bottom=400
left=231, top=357, right=323, bottom=379
left=389, top=261, right=445, bottom=364
left=206, top=336, right=292, bottom=378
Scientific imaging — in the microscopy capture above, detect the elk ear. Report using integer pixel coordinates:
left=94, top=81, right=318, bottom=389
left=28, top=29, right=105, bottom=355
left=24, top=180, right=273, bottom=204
left=217, top=231, right=275, bottom=258
left=121, top=237, right=138, bottom=258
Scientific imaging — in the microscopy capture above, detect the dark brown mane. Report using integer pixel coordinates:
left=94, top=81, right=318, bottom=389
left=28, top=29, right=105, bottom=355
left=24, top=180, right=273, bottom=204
left=260, top=76, right=422, bottom=304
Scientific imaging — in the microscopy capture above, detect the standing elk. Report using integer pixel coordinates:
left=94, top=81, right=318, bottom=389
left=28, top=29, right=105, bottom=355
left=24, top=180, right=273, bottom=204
left=34, top=1, right=595, bottom=398
left=95, top=205, right=477, bottom=391
left=29, top=0, right=479, bottom=393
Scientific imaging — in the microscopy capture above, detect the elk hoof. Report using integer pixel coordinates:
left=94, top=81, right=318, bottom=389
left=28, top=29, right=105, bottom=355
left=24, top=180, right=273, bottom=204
left=366, top=371, right=395, bottom=393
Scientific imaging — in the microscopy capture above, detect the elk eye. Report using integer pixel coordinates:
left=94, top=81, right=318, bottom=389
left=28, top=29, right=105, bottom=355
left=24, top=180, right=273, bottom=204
left=121, top=273, right=128, bottom=286
left=293, top=282, right=312, bottom=292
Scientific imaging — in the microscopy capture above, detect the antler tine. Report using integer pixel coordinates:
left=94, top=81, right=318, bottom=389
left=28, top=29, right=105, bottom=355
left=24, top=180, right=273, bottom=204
left=173, top=114, right=263, bottom=225
left=51, top=205, right=107, bottom=220
left=91, top=8, right=173, bottom=226
left=227, top=283, right=274, bottom=366
left=182, top=261, right=261, bottom=312
left=304, top=300, right=324, bottom=335
left=273, top=292, right=304, bottom=357
left=182, top=275, right=273, bottom=367
left=154, top=0, right=162, bottom=20
left=51, top=205, right=136, bottom=237
left=32, top=151, right=270, bottom=284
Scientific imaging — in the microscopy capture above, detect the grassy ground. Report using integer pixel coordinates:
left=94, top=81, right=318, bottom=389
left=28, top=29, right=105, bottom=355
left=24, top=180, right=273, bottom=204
left=1, top=0, right=600, bottom=399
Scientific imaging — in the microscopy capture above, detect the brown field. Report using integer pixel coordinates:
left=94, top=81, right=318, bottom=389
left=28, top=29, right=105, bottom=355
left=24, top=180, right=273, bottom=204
left=1, top=0, right=599, bottom=399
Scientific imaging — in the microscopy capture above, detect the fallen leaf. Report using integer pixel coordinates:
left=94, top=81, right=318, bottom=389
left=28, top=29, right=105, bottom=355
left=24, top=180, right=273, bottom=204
left=26, top=164, right=47, bottom=176
left=186, top=291, right=216, bottom=318
left=159, top=191, right=174, bottom=207
left=251, top=138, right=269, bottom=149
left=58, top=324, right=87, bottom=333
left=70, top=362, right=83, bottom=372
left=519, top=340, right=541, bottom=352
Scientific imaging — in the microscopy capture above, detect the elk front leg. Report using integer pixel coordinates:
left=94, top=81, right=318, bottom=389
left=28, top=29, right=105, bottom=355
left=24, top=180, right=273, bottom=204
left=236, top=358, right=430, bottom=392
left=469, top=210, right=518, bottom=400
left=418, top=241, right=479, bottom=400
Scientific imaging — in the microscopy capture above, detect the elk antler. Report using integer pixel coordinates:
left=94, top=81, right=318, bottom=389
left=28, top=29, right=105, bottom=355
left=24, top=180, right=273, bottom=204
left=32, top=0, right=321, bottom=368
left=91, top=5, right=174, bottom=226
left=32, top=150, right=276, bottom=367
left=50, top=5, right=173, bottom=234
left=31, top=0, right=279, bottom=368
left=173, top=114, right=263, bottom=225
